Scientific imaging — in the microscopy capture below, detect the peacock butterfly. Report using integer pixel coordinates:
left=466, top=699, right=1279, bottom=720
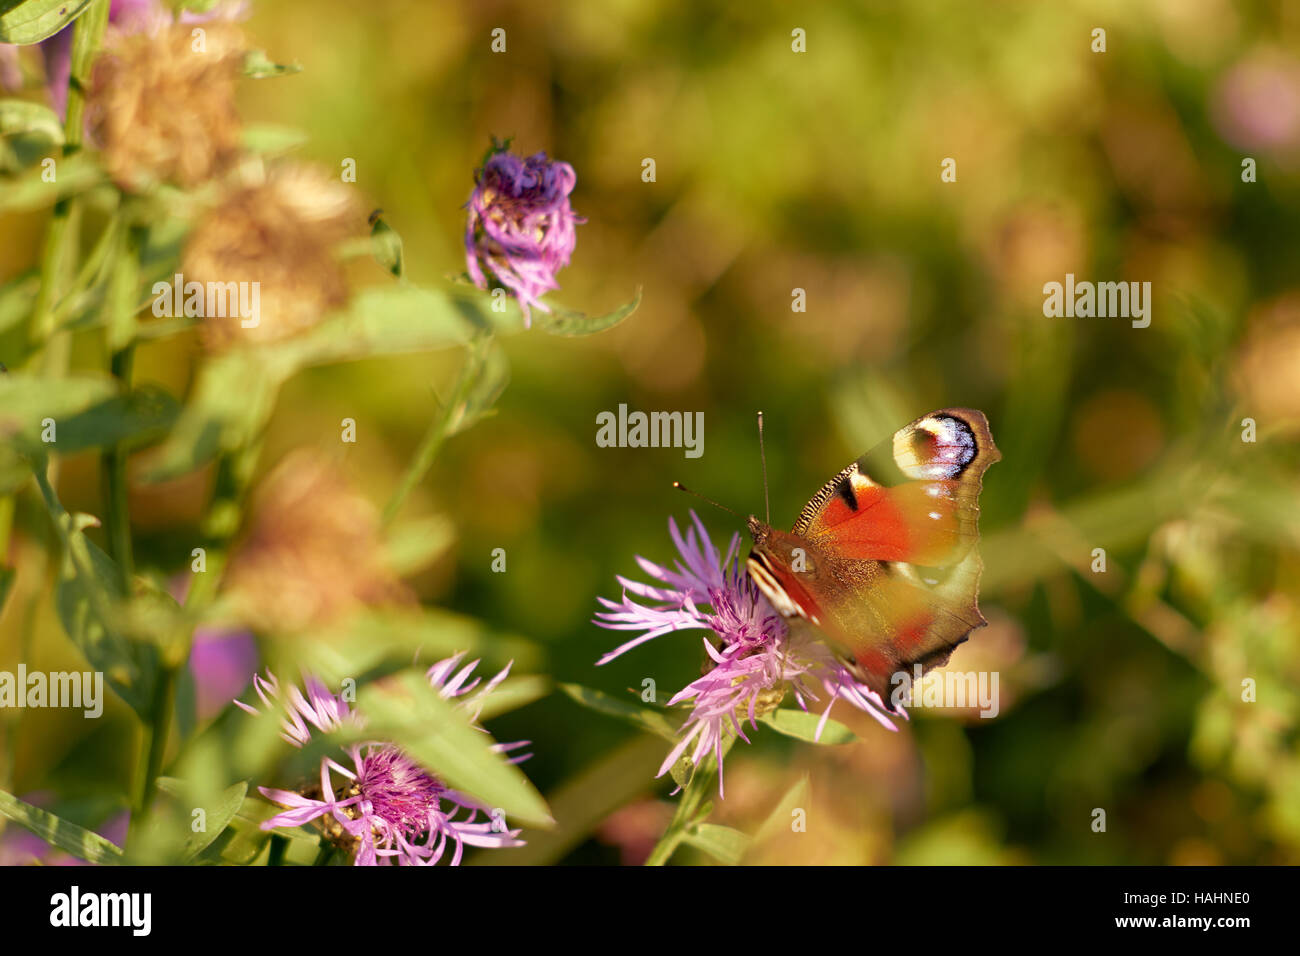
left=742, top=408, right=1000, bottom=714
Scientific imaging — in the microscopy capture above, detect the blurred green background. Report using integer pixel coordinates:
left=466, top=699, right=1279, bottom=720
left=3, top=0, right=1300, bottom=865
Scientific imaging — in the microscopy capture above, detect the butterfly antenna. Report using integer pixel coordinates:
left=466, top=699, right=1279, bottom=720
left=757, top=410, right=770, bottom=525
left=672, top=482, right=740, bottom=518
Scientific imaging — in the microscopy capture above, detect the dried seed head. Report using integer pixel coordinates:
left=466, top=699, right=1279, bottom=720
left=224, top=450, right=411, bottom=634
left=88, top=21, right=245, bottom=191
left=182, top=164, right=364, bottom=349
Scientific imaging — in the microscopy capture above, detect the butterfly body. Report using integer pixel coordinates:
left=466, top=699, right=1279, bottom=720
left=746, top=409, right=1000, bottom=713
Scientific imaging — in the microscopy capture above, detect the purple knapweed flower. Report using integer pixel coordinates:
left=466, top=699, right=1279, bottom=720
left=188, top=625, right=258, bottom=720
left=171, top=575, right=258, bottom=720
left=464, top=146, right=584, bottom=327
left=595, top=512, right=897, bottom=796
left=236, top=654, right=530, bottom=866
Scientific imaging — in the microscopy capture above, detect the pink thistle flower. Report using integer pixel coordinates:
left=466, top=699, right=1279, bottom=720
left=595, top=512, right=897, bottom=796
left=464, top=145, right=585, bottom=327
left=237, top=653, right=530, bottom=866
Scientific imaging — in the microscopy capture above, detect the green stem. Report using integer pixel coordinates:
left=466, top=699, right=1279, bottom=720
left=268, top=834, right=290, bottom=867
left=128, top=663, right=178, bottom=844
left=644, top=742, right=730, bottom=866
left=102, top=344, right=135, bottom=586
left=312, top=841, right=337, bottom=866
left=0, top=494, right=13, bottom=565
left=63, top=2, right=108, bottom=152
left=28, top=0, right=109, bottom=367
left=124, top=438, right=262, bottom=852
left=382, top=341, right=488, bottom=527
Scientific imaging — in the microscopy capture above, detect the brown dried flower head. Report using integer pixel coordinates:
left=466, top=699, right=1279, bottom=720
left=224, top=450, right=412, bottom=634
left=182, top=163, right=363, bottom=349
left=88, top=21, right=245, bottom=191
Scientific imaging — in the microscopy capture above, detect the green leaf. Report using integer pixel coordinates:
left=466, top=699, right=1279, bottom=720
left=356, top=671, right=552, bottom=828
left=0, top=0, right=94, bottom=44
left=33, top=462, right=160, bottom=718
left=450, top=338, right=509, bottom=437
left=759, top=707, right=858, bottom=744
left=276, top=606, right=541, bottom=685
left=535, top=286, right=642, bottom=337
left=681, top=822, right=751, bottom=865
left=145, top=284, right=475, bottom=480
left=0, top=789, right=124, bottom=864
left=470, top=736, right=667, bottom=867
left=473, top=675, right=551, bottom=722
left=0, top=150, right=101, bottom=212
left=746, top=773, right=810, bottom=856
left=668, top=752, right=695, bottom=790
left=242, top=48, right=302, bottom=79
left=384, top=513, right=455, bottom=575
left=0, top=270, right=37, bottom=334
left=153, top=784, right=313, bottom=865
left=155, top=779, right=248, bottom=861
left=0, top=372, right=117, bottom=450
left=0, top=446, right=27, bottom=494
left=645, top=736, right=736, bottom=865
left=559, top=683, right=680, bottom=742
left=272, top=284, right=473, bottom=369
left=369, top=215, right=404, bottom=279
left=0, top=567, right=14, bottom=617
left=45, top=385, right=180, bottom=455
left=240, top=123, right=309, bottom=156
left=0, top=99, right=63, bottom=144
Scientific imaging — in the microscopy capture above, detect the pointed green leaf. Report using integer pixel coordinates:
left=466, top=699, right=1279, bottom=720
left=0, top=789, right=123, bottom=864
left=0, top=270, right=37, bottom=334
left=384, top=513, right=455, bottom=575
left=559, top=683, right=680, bottom=742
left=759, top=707, right=857, bottom=744
left=746, top=773, right=811, bottom=857
left=473, top=675, right=550, bottom=721
left=0, top=151, right=102, bottom=212
left=0, top=373, right=117, bottom=449
left=240, top=123, right=309, bottom=156
left=0, top=0, right=94, bottom=44
left=277, top=606, right=540, bottom=684
left=154, top=779, right=248, bottom=861
left=682, top=822, right=751, bottom=865
left=145, top=284, right=474, bottom=479
left=33, top=462, right=160, bottom=718
left=536, top=286, right=642, bottom=337
left=369, top=216, right=404, bottom=279
left=243, top=48, right=302, bottom=79
left=0, top=99, right=63, bottom=143
left=45, top=384, right=180, bottom=455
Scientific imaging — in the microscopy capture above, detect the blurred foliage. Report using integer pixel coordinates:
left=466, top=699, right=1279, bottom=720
left=2, top=0, right=1299, bottom=865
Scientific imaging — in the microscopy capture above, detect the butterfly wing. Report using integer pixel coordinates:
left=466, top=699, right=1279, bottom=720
left=748, top=409, right=1000, bottom=711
